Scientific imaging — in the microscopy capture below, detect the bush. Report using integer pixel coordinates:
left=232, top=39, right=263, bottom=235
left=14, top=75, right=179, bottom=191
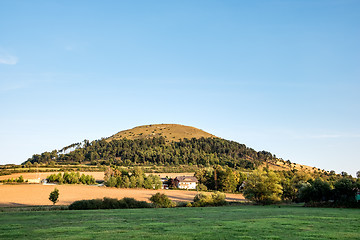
left=176, top=201, right=191, bottom=207
left=69, top=199, right=103, bottom=210
left=211, top=191, right=227, bottom=206
left=149, top=193, right=175, bottom=208
left=68, top=197, right=151, bottom=210
left=193, top=192, right=227, bottom=207
left=196, top=183, right=208, bottom=191
left=118, top=198, right=152, bottom=209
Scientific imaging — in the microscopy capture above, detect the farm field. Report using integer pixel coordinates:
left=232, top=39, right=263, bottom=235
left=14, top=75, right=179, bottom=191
left=0, top=171, right=106, bottom=181
left=0, top=205, right=359, bottom=239
left=0, top=171, right=195, bottom=182
left=0, top=184, right=244, bottom=206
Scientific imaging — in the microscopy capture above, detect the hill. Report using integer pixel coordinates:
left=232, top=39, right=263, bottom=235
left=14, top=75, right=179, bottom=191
left=107, top=124, right=217, bottom=142
left=22, top=124, right=325, bottom=175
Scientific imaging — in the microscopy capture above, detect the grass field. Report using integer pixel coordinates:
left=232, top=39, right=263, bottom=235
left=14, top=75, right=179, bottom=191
left=0, top=205, right=359, bottom=239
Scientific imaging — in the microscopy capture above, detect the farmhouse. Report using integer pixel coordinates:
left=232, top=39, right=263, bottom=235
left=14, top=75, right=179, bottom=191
left=174, top=176, right=198, bottom=190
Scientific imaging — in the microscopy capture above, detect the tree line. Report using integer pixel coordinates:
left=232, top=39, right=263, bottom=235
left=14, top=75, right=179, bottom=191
left=24, top=137, right=278, bottom=170
left=47, top=172, right=96, bottom=185
left=104, top=167, right=162, bottom=189
left=194, top=166, right=359, bottom=206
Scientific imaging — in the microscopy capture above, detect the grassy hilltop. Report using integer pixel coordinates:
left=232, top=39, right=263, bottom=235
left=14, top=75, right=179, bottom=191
left=107, top=124, right=217, bottom=142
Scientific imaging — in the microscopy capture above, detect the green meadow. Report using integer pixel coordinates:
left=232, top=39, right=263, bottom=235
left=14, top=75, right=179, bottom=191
left=0, top=205, right=359, bottom=239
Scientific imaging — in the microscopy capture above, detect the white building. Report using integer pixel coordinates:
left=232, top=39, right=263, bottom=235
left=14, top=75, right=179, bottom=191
left=175, top=176, right=198, bottom=190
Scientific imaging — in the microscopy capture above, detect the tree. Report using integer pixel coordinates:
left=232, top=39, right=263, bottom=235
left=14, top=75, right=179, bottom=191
left=333, top=178, right=357, bottom=203
left=149, top=193, right=174, bottom=208
left=298, top=178, right=331, bottom=202
left=49, top=188, right=59, bottom=205
left=242, top=169, right=283, bottom=204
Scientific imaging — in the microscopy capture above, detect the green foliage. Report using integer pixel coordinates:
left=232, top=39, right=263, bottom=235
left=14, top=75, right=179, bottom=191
left=23, top=137, right=276, bottom=169
left=49, top=188, right=59, bottom=205
left=17, top=175, right=24, bottom=183
left=277, top=170, right=311, bottom=201
left=68, top=197, right=152, bottom=210
left=333, top=178, right=358, bottom=203
left=47, top=172, right=96, bottom=185
left=242, top=169, right=283, bottom=204
left=196, top=183, right=208, bottom=191
left=195, top=166, right=246, bottom=192
left=149, top=193, right=175, bottom=208
left=298, top=178, right=332, bottom=202
left=104, top=167, right=161, bottom=189
left=0, top=175, right=26, bottom=184
left=193, top=191, right=227, bottom=207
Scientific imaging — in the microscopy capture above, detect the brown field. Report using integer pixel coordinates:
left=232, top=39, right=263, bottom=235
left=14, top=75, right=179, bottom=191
left=0, top=172, right=195, bottom=182
left=0, top=172, right=105, bottom=181
left=0, top=184, right=245, bottom=207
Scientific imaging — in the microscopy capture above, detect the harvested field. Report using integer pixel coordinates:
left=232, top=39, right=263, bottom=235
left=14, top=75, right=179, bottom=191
left=0, top=172, right=105, bottom=181
left=0, top=172, right=195, bottom=182
left=0, top=184, right=245, bottom=207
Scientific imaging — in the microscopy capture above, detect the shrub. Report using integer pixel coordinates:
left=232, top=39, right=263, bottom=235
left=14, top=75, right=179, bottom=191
left=176, top=201, right=190, bottom=207
left=102, top=197, right=120, bottom=209
left=17, top=175, right=24, bottom=183
left=196, top=183, right=208, bottom=191
left=211, top=191, right=227, bottom=206
left=193, top=192, right=227, bottom=207
left=68, top=197, right=151, bottom=210
left=68, top=199, right=103, bottom=210
left=119, top=198, right=152, bottom=209
left=149, top=193, right=175, bottom=208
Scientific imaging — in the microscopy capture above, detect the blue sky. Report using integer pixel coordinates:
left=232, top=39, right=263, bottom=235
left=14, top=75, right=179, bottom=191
left=1, top=0, right=359, bottom=176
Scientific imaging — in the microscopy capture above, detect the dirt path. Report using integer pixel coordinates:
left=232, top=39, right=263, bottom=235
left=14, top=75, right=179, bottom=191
left=0, top=184, right=245, bottom=207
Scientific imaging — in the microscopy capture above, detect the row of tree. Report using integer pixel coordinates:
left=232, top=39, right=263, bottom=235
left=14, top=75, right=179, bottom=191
left=104, top=167, right=162, bottom=189
left=24, top=137, right=279, bottom=170
left=0, top=175, right=24, bottom=183
left=242, top=169, right=360, bottom=205
left=194, top=166, right=359, bottom=206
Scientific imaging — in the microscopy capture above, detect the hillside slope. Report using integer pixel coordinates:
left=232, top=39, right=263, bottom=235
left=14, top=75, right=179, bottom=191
left=107, top=124, right=217, bottom=142
left=22, top=124, right=325, bottom=175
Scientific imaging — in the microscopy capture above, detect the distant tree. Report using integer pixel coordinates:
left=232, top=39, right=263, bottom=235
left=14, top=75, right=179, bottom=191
left=49, top=188, right=59, bottom=205
left=298, top=178, right=331, bottom=202
left=242, top=169, right=283, bottom=204
left=357, top=171, right=360, bottom=179
left=143, top=177, right=153, bottom=189
left=333, top=178, right=358, bottom=203
left=149, top=193, right=174, bottom=208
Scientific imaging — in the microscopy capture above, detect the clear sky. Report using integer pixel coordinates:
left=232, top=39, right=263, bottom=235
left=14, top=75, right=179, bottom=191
left=1, top=0, right=359, bottom=176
